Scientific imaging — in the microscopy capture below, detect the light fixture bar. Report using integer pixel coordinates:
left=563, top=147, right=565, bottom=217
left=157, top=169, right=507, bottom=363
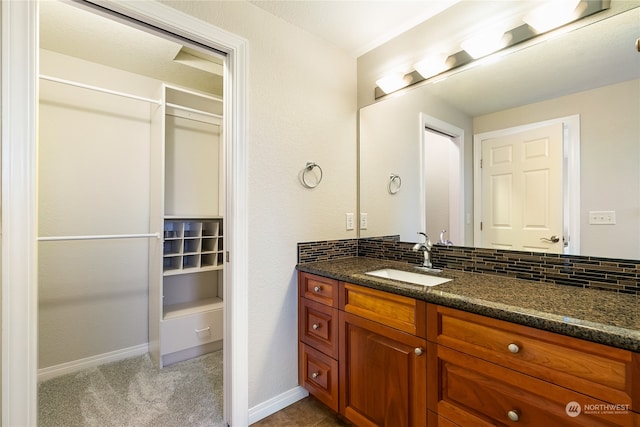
left=374, top=0, right=610, bottom=99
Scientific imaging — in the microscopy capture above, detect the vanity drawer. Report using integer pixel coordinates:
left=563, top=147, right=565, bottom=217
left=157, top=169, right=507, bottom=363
left=427, top=304, right=639, bottom=410
left=160, top=308, right=223, bottom=355
left=299, top=297, right=339, bottom=359
left=341, top=282, right=425, bottom=337
left=299, top=272, right=339, bottom=307
left=430, top=344, right=639, bottom=427
left=299, top=343, right=339, bottom=412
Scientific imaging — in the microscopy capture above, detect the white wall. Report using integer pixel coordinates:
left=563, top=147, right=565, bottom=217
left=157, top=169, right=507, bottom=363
left=38, top=50, right=161, bottom=368
left=160, top=1, right=357, bottom=409
left=474, top=79, right=640, bottom=259
left=359, top=87, right=473, bottom=243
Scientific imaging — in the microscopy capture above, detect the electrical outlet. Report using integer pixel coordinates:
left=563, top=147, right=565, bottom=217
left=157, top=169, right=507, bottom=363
left=346, top=213, right=354, bottom=230
left=360, top=213, right=368, bottom=230
left=588, top=210, right=616, bottom=225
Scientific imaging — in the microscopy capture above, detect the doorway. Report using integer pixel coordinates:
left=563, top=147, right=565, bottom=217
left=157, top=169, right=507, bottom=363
left=2, top=1, right=248, bottom=425
left=419, top=114, right=464, bottom=246
left=473, top=115, right=581, bottom=254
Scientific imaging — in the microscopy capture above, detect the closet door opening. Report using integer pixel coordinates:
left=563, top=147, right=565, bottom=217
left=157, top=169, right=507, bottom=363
left=35, top=1, right=231, bottom=425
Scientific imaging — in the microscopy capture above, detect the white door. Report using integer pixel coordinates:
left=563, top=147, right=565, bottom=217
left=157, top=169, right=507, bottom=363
left=480, top=122, right=564, bottom=253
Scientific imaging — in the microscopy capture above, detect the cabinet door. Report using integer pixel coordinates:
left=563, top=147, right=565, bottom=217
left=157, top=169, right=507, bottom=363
left=339, top=311, right=427, bottom=427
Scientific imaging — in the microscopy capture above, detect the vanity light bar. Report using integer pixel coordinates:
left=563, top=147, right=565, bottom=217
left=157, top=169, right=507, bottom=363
left=374, top=0, right=610, bottom=99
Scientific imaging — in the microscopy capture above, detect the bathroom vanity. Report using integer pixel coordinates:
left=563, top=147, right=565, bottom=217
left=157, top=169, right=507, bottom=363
left=297, top=258, right=640, bottom=426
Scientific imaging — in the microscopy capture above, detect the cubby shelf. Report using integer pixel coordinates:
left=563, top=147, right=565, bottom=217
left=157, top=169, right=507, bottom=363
left=162, top=218, right=224, bottom=276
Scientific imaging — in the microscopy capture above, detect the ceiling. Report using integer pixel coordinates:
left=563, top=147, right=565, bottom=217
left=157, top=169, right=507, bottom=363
left=40, top=1, right=465, bottom=94
left=39, top=0, right=639, bottom=115
left=248, top=0, right=462, bottom=57
left=39, top=1, right=224, bottom=95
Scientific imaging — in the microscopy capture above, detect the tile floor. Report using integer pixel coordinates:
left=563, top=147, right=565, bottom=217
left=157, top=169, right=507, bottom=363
left=250, top=396, right=352, bottom=427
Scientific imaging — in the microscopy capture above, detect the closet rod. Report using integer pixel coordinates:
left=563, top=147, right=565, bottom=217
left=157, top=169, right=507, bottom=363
left=40, top=74, right=162, bottom=105
left=38, top=232, right=160, bottom=242
left=166, top=102, right=222, bottom=119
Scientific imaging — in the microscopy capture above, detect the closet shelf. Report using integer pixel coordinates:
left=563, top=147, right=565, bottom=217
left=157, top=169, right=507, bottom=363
left=163, top=264, right=223, bottom=276
left=163, top=297, right=223, bottom=320
left=165, top=215, right=223, bottom=220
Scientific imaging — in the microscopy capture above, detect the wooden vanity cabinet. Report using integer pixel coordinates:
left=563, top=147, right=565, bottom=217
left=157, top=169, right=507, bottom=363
left=427, top=304, right=640, bottom=426
left=299, top=272, right=340, bottom=411
left=339, top=283, right=427, bottom=427
left=298, top=271, right=640, bottom=427
left=298, top=272, right=427, bottom=426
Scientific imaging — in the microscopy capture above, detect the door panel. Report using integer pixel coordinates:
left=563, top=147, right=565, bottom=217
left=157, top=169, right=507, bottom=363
left=339, top=311, right=427, bottom=427
left=481, top=122, right=563, bottom=253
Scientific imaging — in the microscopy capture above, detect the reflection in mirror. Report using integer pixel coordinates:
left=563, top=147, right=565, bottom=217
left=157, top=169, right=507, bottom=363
left=358, top=6, right=640, bottom=260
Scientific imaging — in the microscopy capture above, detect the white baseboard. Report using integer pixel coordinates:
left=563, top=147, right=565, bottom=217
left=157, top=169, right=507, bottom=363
left=248, top=386, right=309, bottom=424
left=38, top=343, right=149, bottom=382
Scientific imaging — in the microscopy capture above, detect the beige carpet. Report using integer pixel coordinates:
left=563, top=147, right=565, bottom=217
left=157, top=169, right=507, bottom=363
left=38, top=350, right=224, bottom=427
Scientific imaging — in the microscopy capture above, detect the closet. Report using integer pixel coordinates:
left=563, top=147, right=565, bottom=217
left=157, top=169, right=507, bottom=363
left=149, top=85, right=224, bottom=367
left=37, top=48, right=223, bottom=374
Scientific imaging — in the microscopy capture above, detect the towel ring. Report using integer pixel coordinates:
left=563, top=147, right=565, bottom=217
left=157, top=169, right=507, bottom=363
left=301, top=162, right=323, bottom=188
left=388, top=174, right=402, bottom=194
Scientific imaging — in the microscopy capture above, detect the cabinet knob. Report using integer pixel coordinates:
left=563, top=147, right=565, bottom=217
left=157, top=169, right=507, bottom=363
left=312, top=323, right=320, bottom=330
left=507, top=410, right=520, bottom=422
left=313, top=286, right=322, bottom=292
left=507, top=343, right=520, bottom=353
left=414, top=347, right=424, bottom=356
left=311, top=372, right=320, bottom=379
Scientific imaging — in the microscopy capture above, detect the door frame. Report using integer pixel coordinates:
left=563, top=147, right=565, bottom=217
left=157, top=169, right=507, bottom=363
left=1, top=1, right=249, bottom=425
left=419, top=113, right=465, bottom=246
left=473, top=115, right=580, bottom=254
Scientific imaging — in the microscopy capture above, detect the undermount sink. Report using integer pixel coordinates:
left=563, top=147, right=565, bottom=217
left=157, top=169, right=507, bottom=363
left=365, top=268, right=452, bottom=287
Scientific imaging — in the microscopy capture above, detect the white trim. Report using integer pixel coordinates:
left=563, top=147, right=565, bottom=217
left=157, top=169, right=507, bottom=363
left=2, top=1, right=39, bottom=426
left=473, top=115, right=580, bottom=254
left=248, top=386, right=309, bottom=425
left=38, top=344, right=149, bottom=382
left=3, top=1, right=249, bottom=425
left=419, top=113, right=465, bottom=245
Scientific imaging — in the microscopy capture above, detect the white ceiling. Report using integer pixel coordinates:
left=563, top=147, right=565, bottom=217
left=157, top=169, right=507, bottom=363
left=39, top=1, right=639, bottom=116
left=248, top=0, right=462, bottom=57
left=39, top=1, right=224, bottom=94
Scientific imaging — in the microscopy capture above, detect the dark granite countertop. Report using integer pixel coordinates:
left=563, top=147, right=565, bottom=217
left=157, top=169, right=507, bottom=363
left=296, top=257, right=640, bottom=352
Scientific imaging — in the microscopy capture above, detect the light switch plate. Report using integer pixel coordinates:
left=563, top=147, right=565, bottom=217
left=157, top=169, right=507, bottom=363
left=346, top=213, right=354, bottom=230
left=588, top=210, right=616, bottom=225
left=360, top=213, right=368, bottom=230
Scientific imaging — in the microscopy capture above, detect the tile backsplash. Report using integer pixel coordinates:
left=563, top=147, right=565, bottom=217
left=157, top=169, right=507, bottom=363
left=298, top=237, right=640, bottom=295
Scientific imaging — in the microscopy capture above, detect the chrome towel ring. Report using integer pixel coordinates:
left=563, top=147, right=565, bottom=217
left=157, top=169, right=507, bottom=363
left=301, top=162, right=323, bottom=188
left=388, top=173, right=401, bottom=194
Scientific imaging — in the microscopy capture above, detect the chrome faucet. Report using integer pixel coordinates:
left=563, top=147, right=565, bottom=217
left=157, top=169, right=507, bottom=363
left=438, top=229, right=453, bottom=246
left=412, top=232, right=433, bottom=269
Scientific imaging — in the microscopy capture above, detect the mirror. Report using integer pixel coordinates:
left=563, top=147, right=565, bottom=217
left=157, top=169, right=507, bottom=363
left=359, top=5, right=640, bottom=260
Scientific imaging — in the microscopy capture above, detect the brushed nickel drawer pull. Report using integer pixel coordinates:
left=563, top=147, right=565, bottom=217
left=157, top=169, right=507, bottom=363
left=508, top=343, right=520, bottom=353
left=414, top=347, right=424, bottom=356
left=311, top=372, right=320, bottom=379
left=312, top=323, right=321, bottom=330
left=313, top=286, right=322, bottom=292
left=195, top=326, right=211, bottom=333
left=507, top=410, right=520, bottom=422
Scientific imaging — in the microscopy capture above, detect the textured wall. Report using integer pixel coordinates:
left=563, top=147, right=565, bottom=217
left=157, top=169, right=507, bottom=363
left=160, top=0, right=357, bottom=410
